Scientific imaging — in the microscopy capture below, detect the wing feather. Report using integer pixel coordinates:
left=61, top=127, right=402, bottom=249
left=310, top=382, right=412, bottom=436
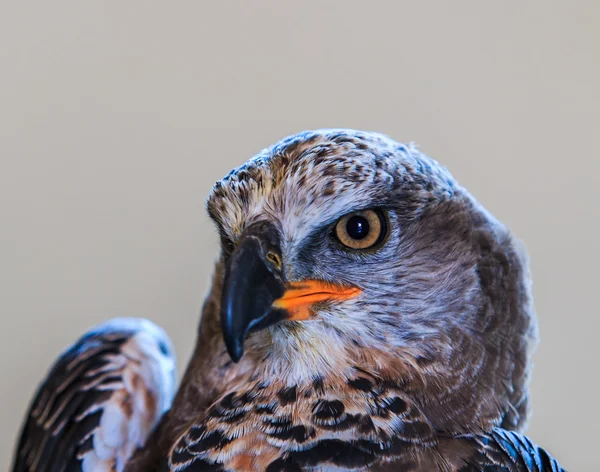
left=460, top=428, right=565, bottom=472
left=12, top=318, right=177, bottom=472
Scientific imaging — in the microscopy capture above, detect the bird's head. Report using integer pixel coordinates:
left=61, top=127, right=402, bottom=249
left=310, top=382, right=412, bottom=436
left=206, top=130, right=537, bottom=431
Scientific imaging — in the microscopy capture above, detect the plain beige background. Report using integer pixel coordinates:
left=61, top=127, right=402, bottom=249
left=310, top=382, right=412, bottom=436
left=1, top=1, right=598, bottom=470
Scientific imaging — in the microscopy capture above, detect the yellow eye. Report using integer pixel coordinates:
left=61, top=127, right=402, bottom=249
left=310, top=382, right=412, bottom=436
left=334, top=210, right=386, bottom=250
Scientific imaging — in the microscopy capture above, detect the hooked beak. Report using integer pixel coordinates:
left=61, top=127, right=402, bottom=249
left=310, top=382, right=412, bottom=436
left=219, top=222, right=362, bottom=362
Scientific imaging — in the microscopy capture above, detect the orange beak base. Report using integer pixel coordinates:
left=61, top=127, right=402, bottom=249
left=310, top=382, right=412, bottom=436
left=272, top=280, right=362, bottom=321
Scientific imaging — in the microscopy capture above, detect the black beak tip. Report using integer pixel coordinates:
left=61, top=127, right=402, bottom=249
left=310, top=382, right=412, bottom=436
left=225, top=330, right=245, bottom=364
left=225, top=336, right=245, bottom=363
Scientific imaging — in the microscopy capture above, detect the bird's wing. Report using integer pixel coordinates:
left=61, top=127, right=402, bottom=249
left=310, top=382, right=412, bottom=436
left=12, top=318, right=177, bottom=472
left=456, top=428, right=565, bottom=472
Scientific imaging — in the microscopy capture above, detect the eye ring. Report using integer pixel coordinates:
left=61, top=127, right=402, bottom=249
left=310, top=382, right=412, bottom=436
left=334, top=209, right=387, bottom=250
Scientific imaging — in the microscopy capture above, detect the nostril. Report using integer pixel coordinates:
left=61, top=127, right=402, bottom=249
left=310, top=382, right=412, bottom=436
left=266, top=251, right=282, bottom=271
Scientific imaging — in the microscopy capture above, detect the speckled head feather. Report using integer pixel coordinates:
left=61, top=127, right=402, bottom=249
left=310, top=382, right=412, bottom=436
left=170, top=129, right=539, bottom=470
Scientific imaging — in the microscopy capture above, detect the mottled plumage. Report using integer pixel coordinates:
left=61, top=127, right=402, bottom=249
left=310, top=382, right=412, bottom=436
left=13, top=130, right=564, bottom=471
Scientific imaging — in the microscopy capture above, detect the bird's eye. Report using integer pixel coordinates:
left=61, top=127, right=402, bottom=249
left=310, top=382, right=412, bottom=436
left=334, top=210, right=387, bottom=250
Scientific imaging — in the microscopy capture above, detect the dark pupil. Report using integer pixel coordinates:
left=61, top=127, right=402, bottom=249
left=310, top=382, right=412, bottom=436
left=346, top=215, right=370, bottom=240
